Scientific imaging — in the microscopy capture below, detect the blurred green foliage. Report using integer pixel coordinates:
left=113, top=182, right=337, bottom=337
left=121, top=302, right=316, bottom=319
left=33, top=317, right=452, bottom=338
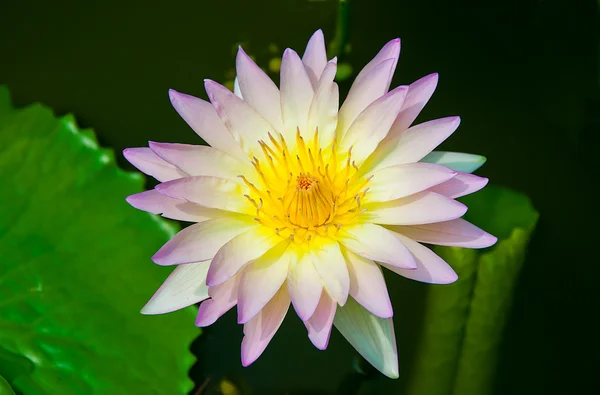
left=406, top=186, right=538, bottom=395
left=0, top=87, right=198, bottom=394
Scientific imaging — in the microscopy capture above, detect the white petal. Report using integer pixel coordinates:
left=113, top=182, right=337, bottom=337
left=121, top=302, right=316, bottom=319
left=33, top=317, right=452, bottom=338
left=369, top=117, right=461, bottom=172
left=334, top=297, right=399, bottom=379
left=390, top=73, right=439, bottom=134
left=155, top=176, right=249, bottom=214
left=421, top=151, right=487, bottom=174
left=149, top=142, right=250, bottom=179
left=305, top=290, right=337, bottom=350
left=237, top=241, right=292, bottom=323
left=337, top=59, right=396, bottom=139
left=141, top=261, right=210, bottom=315
left=302, top=29, right=328, bottom=87
left=236, top=47, right=284, bottom=132
left=195, top=273, right=241, bottom=327
left=388, top=218, right=497, bottom=249
left=307, top=59, right=339, bottom=148
left=353, top=38, right=400, bottom=89
left=428, top=172, right=488, bottom=198
left=368, top=162, right=457, bottom=202
left=280, top=48, right=314, bottom=138
left=338, top=223, right=416, bottom=269
left=206, top=227, right=281, bottom=286
left=365, top=191, right=467, bottom=225
left=123, top=147, right=186, bottom=182
left=341, top=85, right=409, bottom=165
left=168, top=89, right=246, bottom=160
left=383, top=232, right=458, bottom=284
left=204, top=79, right=274, bottom=156
left=233, top=77, right=243, bottom=99
left=288, top=253, right=323, bottom=321
left=151, top=217, right=257, bottom=266
left=342, top=248, right=393, bottom=318
left=310, top=240, right=350, bottom=306
left=241, top=284, right=290, bottom=366
left=126, top=190, right=216, bottom=222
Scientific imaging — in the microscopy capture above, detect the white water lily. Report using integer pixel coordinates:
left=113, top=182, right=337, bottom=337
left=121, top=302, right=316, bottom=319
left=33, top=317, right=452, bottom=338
left=124, top=29, right=496, bottom=378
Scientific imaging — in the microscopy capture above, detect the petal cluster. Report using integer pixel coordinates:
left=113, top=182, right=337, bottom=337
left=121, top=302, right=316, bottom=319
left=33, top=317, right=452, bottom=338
left=124, top=29, right=496, bottom=377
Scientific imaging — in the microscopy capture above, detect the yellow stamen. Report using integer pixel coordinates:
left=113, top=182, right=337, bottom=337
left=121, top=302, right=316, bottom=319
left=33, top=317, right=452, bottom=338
left=243, top=128, right=372, bottom=243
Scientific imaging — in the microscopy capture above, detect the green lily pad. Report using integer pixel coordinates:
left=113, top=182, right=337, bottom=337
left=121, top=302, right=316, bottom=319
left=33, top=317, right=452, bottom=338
left=406, top=186, right=538, bottom=395
left=0, top=374, right=15, bottom=395
left=0, top=86, right=198, bottom=394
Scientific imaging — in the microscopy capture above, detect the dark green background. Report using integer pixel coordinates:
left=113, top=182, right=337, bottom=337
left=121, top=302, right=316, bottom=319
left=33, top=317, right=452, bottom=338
left=1, top=0, right=596, bottom=394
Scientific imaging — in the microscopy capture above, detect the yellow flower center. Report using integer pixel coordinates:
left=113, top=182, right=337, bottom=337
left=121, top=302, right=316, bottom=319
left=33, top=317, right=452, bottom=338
left=240, top=129, right=372, bottom=244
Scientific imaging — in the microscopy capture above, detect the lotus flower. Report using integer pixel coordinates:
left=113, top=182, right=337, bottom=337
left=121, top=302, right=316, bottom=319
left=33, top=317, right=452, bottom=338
left=123, top=29, right=496, bottom=378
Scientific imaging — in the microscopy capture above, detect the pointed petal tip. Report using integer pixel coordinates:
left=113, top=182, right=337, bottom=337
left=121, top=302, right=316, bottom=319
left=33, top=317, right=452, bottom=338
left=384, top=364, right=400, bottom=379
left=308, top=332, right=331, bottom=350
left=282, top=47, right=299, bottom=59
left=236, top=45, right=250, bottom=60
left=150, top=249, right=169, bottom=266
left=240, top=344, right=257, bottom=367
left=416, top=72, right=439, bottom=87
left=168, top=89, right=185, bottom=105
left=124, top=193, right=138, bottom=207
left=478, top=232, right=498, bottom=248
left=140, top=304, right=154, bottom=315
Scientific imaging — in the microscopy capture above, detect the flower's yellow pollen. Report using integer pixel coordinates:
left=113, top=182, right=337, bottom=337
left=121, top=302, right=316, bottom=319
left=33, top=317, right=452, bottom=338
left=244, top=128, right=372, bottom=244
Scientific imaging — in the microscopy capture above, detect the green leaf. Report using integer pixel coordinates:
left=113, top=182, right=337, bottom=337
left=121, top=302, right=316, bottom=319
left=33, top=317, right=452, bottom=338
left=0, top=86, right=198, bottom=394
left=404, top=248, right=479, bottom=395
left=452, top=187, right=538, bottom=395
left=406, top=186, right=538, bottom=395
left=0, top=374, right=15, bottom=395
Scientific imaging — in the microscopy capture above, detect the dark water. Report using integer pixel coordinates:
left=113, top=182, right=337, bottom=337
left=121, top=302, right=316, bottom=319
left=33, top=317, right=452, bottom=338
left=1, top=0, right=596, bottom=394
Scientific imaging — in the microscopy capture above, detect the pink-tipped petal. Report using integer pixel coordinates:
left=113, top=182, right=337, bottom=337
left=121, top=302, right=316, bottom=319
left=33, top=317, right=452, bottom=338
left=338, top=223, right=416, bottom=269
left=204, top=79, right=274, bottom=155
left=302, top=29, right=328, bottom=86
left=334, top=297, right=399, bottom=379
left=372, top=116, right=461, bottom=172
left=237, top=241, right=292, bottom=324
left=195, top=274, right=241, bottom=327
left=389, top=218, right=498, bottom=249
left=383, top=232, right=458, bottom=284
left=342, top=248, right=393, bottom=319
left=123, top=147, right=186, bottom=182
left=155, top=176, right=248, bottom=214
left=368, top=162, right=457, bottom=202
left=206, top=227, right=281, bottom=287
left=288, top=253, right=323, bottom=321
left=141, top=261, right=210, bottom=315
left=428, top=172, right=488, bottom=198
left=341, top=85, right=409, bottom=165
left=366, top=191, right=467, bottom=226
left=307, top=59, right=339, bottom=148
left=390, top=73, right=439, bottom=134
left=236, top=47, right=284, bottom=132
left=421, top=151, right=487, bottom=174
left=125, top=190, right=215, bottom=222
left=310, top=240, right=350, bottom=306
left=241, top=284, right=290, bottom=366
left=148, top=142, right=249, bottom=179
left=337, top=59, right=396, bottom=138
left=353, top=38, right=400, bottom=89
left=280, top=48, right=314, bottom=138
left=305, top=290, right=337, bottom=350
left=168, top=89, right=245, bottom=160
left=151, top=217, right=257, bottom=266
